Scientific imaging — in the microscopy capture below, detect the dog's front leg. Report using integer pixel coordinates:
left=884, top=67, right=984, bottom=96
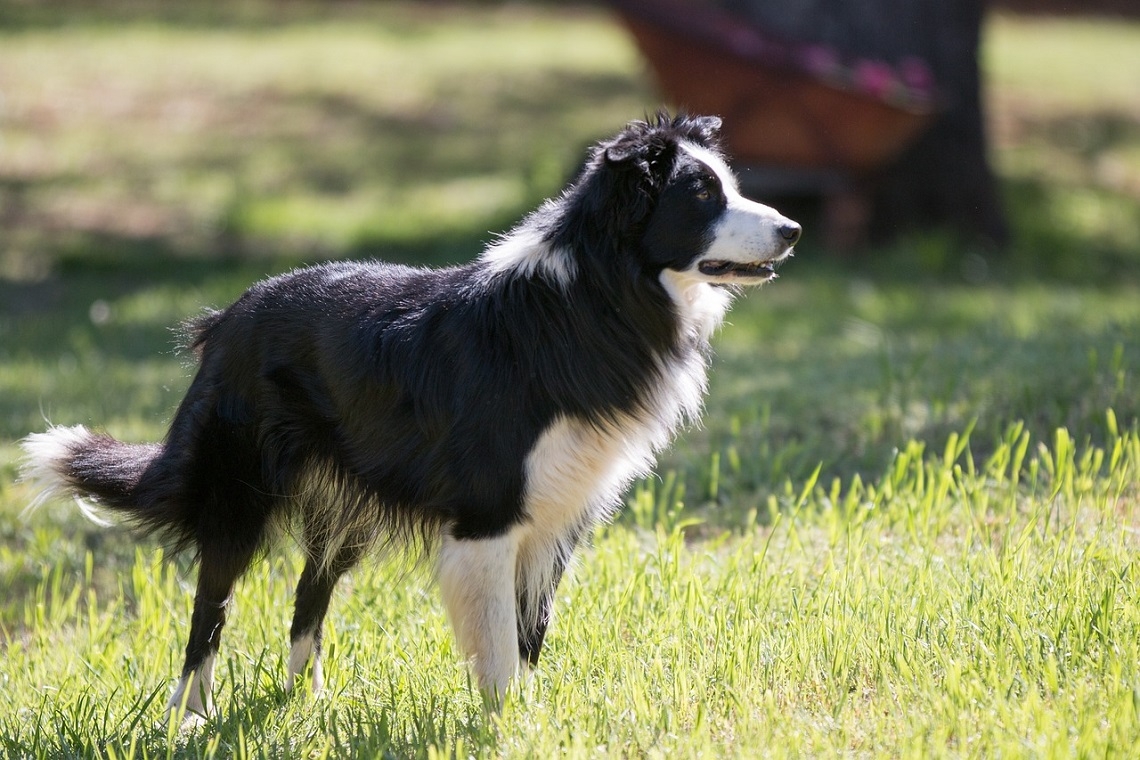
left=438, top=530, right=520, bottom=706
left=515, top=530, right=577, bottom=670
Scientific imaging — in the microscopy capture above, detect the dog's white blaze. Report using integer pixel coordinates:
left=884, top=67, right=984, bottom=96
left=703, top=195, right=793, bottom=266
left=680, top=142, right=796, bottom=271
left=285, top=631, right=323, bottom=695
left=480, top=223, right=576, bottom=288
left=681, top=142, right=741, bottom=193
left=438, top=531, right=520, bottom=702
left=167, top=653, right=215, bottom=719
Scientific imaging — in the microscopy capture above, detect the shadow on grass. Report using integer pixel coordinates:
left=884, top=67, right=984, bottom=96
left=1002, top=177, right=1140, bottom=284
left=0, top=686, right=496, bottom=760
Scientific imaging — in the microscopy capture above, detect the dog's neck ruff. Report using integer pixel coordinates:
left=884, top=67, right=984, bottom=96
left=660, top=270, right=733, bottom=343
left=479, top=220, right=576, bottom=288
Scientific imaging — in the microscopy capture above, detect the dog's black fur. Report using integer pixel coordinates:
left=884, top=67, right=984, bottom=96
left=22, top=113, right=799, bottom=715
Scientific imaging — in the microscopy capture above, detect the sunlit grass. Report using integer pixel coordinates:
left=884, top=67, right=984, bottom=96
left=985, top=13, right=1140, bottom=112
left=3, top=423, right=1139, bottom=757
left=986, top=14, right=1140, bottom=266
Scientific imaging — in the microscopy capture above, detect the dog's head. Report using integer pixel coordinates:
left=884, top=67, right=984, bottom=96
left=578, top=113, right=800, bottom=288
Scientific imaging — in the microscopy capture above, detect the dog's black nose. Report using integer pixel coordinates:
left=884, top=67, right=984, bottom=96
left=779, top=222, right=802, bottom=245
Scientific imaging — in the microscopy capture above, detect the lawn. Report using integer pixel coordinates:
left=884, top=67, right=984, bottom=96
left=2, top=3, right=1139, bottom=757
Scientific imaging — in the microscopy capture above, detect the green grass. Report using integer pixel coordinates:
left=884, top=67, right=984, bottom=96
left=2, top=3, right=1140, bottom=757
left=4, top=428, right=1140, bottom=757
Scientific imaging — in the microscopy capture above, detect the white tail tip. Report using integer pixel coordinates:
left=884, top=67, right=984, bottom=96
left=18, top=425, right=112, bottom=525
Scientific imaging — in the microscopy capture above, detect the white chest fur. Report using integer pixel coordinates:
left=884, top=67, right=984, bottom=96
left=522, top=271, right=730, bottom=537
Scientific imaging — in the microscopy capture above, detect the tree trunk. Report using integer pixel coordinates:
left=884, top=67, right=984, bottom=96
left=868, top=0, right=1008, bottom=246
left=725, top=0, right=1009, bottom=247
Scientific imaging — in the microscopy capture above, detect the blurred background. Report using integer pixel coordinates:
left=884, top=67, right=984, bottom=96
left=2, top=0, right=1137, bottom=269
left=1, top=0, right=1138, bottom=499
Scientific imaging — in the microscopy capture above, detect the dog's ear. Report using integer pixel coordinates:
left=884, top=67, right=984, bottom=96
left=601, top=112, right=668, bottom=168
left=602, top=134, right=663, bottom=168
left=601, top=135, right=676, bottom=227
left=602, top=141, right=638, bottom=166
left=683, top=114, right=722, bottom=146
left=602, top=112, right=722, bottom=169
left=602, top=129, right=676, bottom=183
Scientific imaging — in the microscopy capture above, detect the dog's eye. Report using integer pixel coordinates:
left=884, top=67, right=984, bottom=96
left=695, top=187, right=712, bottom=201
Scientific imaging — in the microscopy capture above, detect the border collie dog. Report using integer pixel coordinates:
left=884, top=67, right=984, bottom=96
left=21, top=113, right=799, bottom=719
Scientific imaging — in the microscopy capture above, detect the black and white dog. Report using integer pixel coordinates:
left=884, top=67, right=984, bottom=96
left=21, top=113, right=799, bottom=719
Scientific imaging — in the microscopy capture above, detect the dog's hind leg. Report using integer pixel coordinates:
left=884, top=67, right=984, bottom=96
left=438, top=530, right=521, bottom=706
left=167, top=431, right=278, bottom=723
left=285, top=540, right=367, bottom=696
left=168, top=542, right=260, bottom=723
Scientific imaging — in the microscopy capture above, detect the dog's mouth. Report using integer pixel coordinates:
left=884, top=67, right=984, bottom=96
left=697, top=258, right=779, bottom=281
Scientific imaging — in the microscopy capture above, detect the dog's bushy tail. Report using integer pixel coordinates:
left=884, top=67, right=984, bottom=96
left=20, top=425, right=185, bottom=540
